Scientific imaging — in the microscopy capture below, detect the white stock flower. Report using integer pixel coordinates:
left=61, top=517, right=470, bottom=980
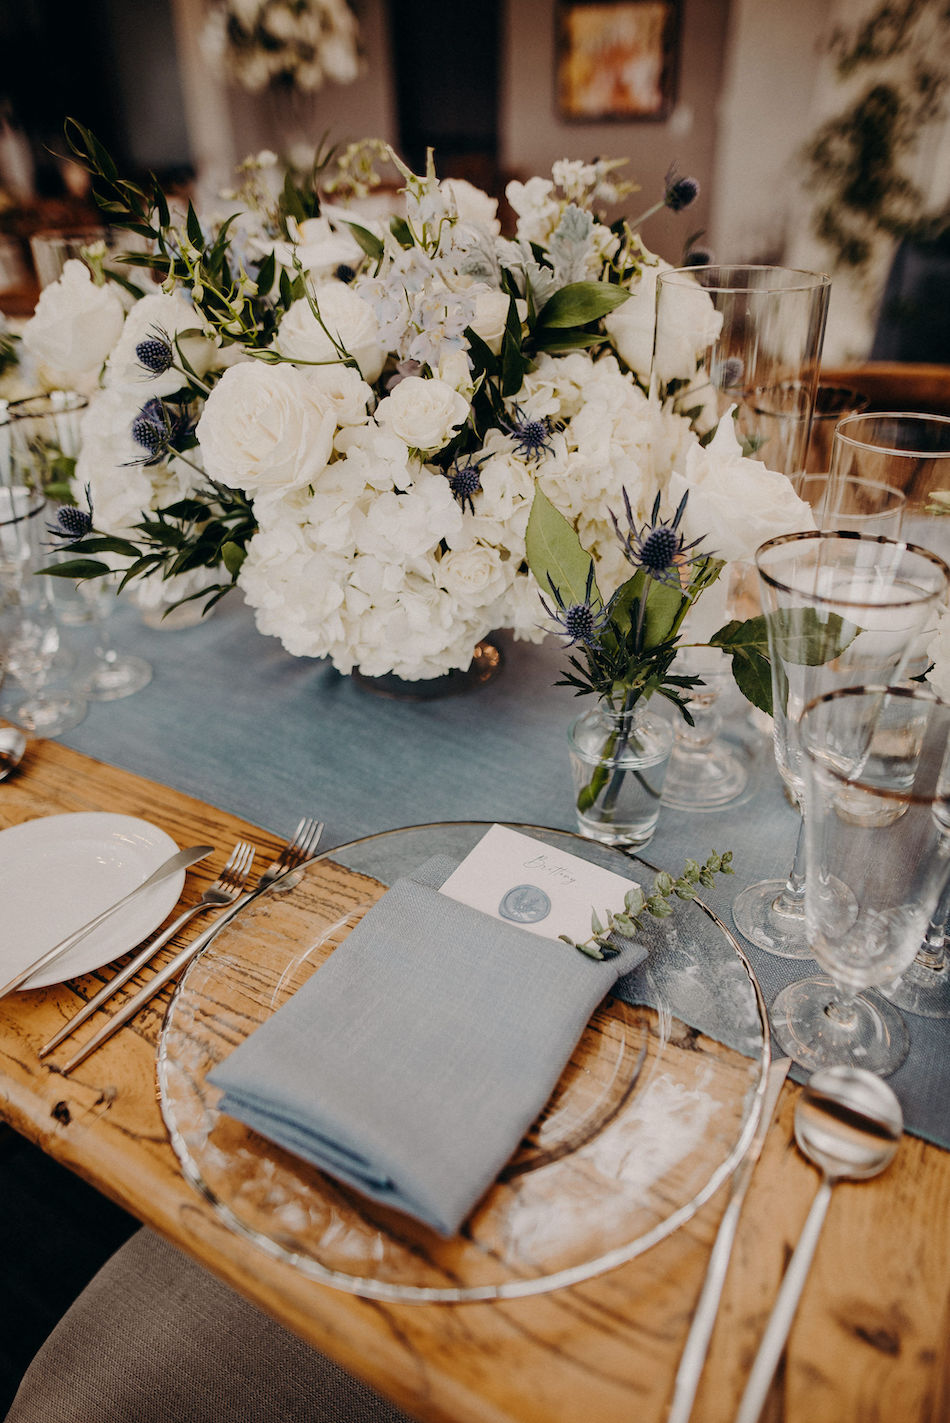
left=668, top=413, right=815, bottom=563
left=277, top=282, right=385, bottom=382
left=374, top=375, right=469, bottom=453
left=107, top=293, right=214, bottom=395
left=22, top=260, right=125, bottom=380
left=505, top=176, right=559, bottom=245
left=196, top=361, right=337, bottom=497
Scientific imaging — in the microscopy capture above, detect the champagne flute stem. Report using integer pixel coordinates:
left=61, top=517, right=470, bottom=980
left=772, top=818, right=806, bottom=919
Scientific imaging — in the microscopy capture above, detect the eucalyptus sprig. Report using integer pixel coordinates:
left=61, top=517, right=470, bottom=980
left=563, top=850, right=734, bottom=961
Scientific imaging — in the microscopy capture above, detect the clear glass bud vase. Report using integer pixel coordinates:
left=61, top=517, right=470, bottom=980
left=568, top=699, right=674, bottom=848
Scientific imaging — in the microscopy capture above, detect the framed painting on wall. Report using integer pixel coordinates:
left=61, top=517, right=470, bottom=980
left=556, top=1, right=678, bottom=121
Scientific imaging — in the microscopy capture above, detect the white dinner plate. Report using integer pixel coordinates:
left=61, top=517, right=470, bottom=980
left=0, top=812, right=184, bottom=990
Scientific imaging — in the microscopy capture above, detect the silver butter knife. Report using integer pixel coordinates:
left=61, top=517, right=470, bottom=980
left=665, top=1056, right=792, bottom=1423
left=0, top=844, right=213, bottom=998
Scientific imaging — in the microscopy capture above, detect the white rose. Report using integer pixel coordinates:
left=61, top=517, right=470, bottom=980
left=196, top=361, right=337, bottom=497
left=437, top=347, right=474, bottom=395
left=22, top=260, right=124, bottom=379
left=603, top=257, right=669, bottom=383
left=374, top=375, right=469, bottom=453
left=439, top=543, right=510, bottom=607
left=107, top=292, right=214, bottom=395
left=469, top=288, right=525, bottom=355
left=277, top=282, right=385, bottom=383
left=668, top=413, right=815, bottom=564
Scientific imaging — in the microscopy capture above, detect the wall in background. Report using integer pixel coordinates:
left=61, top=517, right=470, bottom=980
left=500, top=0, right=731, bottom=262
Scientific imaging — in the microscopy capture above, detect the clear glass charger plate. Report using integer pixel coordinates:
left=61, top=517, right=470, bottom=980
left=157, top=822, right=770, bottom=1302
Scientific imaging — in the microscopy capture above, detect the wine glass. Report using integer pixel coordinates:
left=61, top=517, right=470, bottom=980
left=732, top=532, right=949, bottom=958
left=653, top=265, right=830, bottom=810
left=826, top=412, right=950, bottom=1016
left=74, top=576, right=153, bottom=701
left=769, top=683, right=950, bottom=1075
left=5, top=392, right=153, bottom=701
left=0, top=586, right=87, bottom=735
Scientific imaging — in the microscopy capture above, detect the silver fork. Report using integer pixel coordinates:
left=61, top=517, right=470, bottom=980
left=56, top=818, right=325, bottom=1076
left=38, top=840, right=256, bottom=1060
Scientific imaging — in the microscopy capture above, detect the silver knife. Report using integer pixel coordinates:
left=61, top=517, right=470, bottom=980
left=0, top=844, right=213, bottom=998
left=665, top=1056, right=792, bottom=1423
left=58, top=845, right=324, bottom=1075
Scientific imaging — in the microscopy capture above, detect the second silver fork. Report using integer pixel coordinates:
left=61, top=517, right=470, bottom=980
left=39, top=840, right=256, bottom=1060
left=56, top=817, right=324, bottom=1076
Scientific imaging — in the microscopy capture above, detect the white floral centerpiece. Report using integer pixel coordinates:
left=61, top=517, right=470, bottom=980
left=200, top=0, right=361, bottom=93
left=29, top=126, right=812, bottom=688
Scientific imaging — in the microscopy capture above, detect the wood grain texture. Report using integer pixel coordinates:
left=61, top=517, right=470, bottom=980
left=2, top=738, right=949, bottom=1423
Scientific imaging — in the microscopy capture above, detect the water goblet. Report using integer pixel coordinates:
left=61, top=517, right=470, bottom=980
left=769, top=684, right=950, bottom=1075
left=653, top=265, right=830, bottom=809
left=732, top=532, right=949, bottom=958
left=74, top=576, right=153, bottom=701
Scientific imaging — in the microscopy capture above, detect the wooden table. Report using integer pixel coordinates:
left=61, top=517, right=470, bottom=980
left=2, top=739, right=949, bottom=1423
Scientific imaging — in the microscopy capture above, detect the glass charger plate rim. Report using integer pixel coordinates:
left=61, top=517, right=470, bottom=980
left=158, top=819, right=772, bottom=1303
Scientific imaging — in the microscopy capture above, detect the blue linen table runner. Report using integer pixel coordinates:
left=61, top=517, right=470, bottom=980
left=34, top=597, right=950, bottom=1152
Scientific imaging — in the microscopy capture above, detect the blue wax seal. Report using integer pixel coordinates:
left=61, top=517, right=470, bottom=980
left=498, top=884, right=552, bottom=924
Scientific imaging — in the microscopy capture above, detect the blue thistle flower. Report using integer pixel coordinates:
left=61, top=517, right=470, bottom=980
left=446, top=457, right=484, bottom=514
left=664, top=167, right=699, bottom=214
left=130, top=397, right=189, bottom=466
left=47, top=487, right=94, bottom=543
left=612, top=489, right=707, bottom=586
left=334, top=263, right=356, bottom=283
left=501, top=406, right=564, bottom=464
left=135, top=327, right=175, bottom=376
left=683, top=246, right=713, bottom=268
left=539, top=565, right=609, bottom=648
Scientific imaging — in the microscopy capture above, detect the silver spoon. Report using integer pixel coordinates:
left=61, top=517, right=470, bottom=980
left=0, top=725, right=26, bottom=782
left=735, top=1065, right=903, bottom=1423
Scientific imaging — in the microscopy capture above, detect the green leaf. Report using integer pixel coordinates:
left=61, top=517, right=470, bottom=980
left=533, top=330, right=606, bottom=353
left=389, top=215, right=413, bottom=248
left=221, top=540, right=246, bottom=576
left=499, top=295, right=528, bottom=397
left=525, top=488, right=602, bottom=612
left=536, top=281, right=630, bottom=330
left=710, top=615, right=774, bottom=716
left=44, top=558, right=111, bottom=579
left=769, top=608, right=855, bottom=667
left=344, top=221, right=384, bottom=262
left=185, top=201, right=203, bottom=250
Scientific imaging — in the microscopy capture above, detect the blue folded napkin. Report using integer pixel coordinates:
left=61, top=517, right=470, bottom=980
left=208, top=854, right=647, bottom=1236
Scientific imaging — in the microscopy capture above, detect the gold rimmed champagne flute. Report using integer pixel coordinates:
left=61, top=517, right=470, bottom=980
left=732, top=532, right=949, bottom=958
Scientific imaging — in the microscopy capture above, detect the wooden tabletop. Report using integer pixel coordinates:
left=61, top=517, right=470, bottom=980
left=2, top=738, right=949, bottom=1423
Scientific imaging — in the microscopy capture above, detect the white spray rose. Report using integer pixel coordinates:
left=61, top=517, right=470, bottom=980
left=277, top=282, right=386, bottom=382
left=667, top=413, right=815, bottom=563
left=441, top=178, right=500, bottom=234
left=469, top=288, right=527, bottom=355
left=270, top=216, right=363, bottom=281
left=196, top=361, right=337, bottom=497
left=374, top=375, right=469, bottom=453
left=22, top=260, right=124, bottom=379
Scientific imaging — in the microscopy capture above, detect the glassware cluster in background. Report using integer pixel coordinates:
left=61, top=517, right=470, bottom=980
left=0, top=390, right=152, bottom=737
